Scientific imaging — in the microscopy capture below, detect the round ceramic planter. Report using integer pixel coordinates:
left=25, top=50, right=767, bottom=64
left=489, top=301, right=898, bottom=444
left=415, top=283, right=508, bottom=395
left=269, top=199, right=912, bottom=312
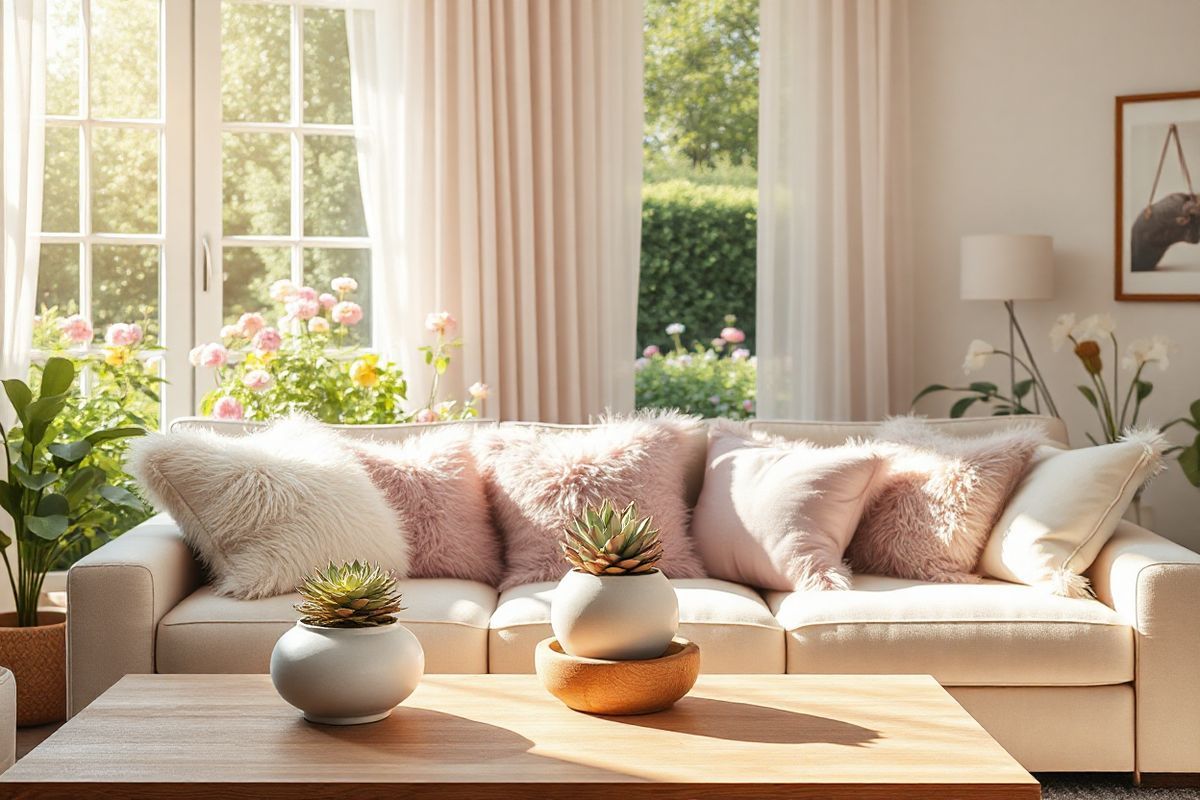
left=550, top=569, right=679, bottom=661
left=270, top=621, right=424, bottom=725
left=0, top=611, right=66, bottom=727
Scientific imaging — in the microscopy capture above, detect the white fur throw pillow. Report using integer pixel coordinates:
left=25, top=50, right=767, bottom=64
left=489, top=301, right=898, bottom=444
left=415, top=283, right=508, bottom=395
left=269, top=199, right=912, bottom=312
left=691, top=428, right=883, bottom=592
left=128, top=416, right=408, bottom=599
left=845, top=417, right=1045, bottom=585
left=980, top=428, right=1166, bottom=598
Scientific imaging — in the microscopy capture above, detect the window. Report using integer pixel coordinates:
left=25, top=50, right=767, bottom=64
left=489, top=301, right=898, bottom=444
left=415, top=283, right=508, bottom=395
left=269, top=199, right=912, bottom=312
left=195, top=0, right=372, bottom=349
left=36, top=0, right=191, bottom=421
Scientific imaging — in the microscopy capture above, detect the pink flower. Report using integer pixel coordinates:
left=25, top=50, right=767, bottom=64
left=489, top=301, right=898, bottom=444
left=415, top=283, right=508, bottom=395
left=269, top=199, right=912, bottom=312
left=642, top=345, right=660, bottom=358
left=731, top=348, right=750, bottom=361
left=286, top=297, right=320, bottom=321
left=331, top=276, right=358, bottom=294
left=268, top=279, right=296, bottom=302
left=308, top=317, right=330, bottom=334
left=59, top=315, right=93, bottom=344
left=720, top=327, right=746, bottom=344
left=241, top=369, right=272, bottom=392
left=198, top=343, right=228, bottom=368
left=318, top=293, right=337, bottom=310
left=468, top=381, right=489, bottom=400
left=711, top=338, right=726, bottom=349
left=237, top=312, right=265, bottom=337
left=742, top=399, right=754, bottom=412
left=414, top=408, right=439, bottom=424
left=293, top=286, right=318, bottom=302
left=212, top=396, right=244, bottom=420
left=424, top=311, right=456, bottom=336
left=332, top=301, right=364, bottom=326
left=220, top=324, right=240, bottom=340
left=104, top=322, right=143, bottom=347
left=252, top=328, right=282, bottom=353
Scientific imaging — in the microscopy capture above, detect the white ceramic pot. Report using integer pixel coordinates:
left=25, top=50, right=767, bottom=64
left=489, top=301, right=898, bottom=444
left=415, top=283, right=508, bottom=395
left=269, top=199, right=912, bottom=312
left=550, top=569, right=679, bottom=660
left=270, top=621, right=424, bottom=725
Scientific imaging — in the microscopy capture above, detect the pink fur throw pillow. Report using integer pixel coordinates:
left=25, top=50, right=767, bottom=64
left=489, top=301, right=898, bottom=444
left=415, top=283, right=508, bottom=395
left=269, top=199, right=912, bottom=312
left=475, top=414, right=706, bottom=591
left=845, top=417, right=1045, bottom=584
left=355, top=426, right=503, bottom=586
left=691, top=428, right=884, bottom=592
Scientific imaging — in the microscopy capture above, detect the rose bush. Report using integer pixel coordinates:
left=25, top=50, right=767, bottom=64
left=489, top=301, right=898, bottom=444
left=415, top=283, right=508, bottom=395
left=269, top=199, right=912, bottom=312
left=635, top=317, right=756, bottom=420
left=196, top=277, right=487, bottom=424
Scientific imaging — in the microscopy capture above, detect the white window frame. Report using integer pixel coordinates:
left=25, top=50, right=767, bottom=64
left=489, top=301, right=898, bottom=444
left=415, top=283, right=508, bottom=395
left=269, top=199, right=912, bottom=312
left=34, top=0, right=193, bottom=424
left=193, top=0, right=376, bottom=411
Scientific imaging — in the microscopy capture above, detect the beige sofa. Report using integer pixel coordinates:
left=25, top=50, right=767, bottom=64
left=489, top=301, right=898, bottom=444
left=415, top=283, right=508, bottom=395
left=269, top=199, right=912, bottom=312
left=67, top=416, right=1200, bottom=779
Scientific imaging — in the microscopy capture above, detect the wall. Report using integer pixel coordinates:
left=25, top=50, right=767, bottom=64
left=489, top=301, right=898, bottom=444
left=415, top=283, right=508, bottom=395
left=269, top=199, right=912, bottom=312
left=909, top=0, right=1200, bottom=549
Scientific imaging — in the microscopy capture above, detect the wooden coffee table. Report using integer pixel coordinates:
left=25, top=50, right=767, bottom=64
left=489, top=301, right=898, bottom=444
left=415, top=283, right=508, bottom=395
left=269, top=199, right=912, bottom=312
left=0, top=673, right=1038, bottom=798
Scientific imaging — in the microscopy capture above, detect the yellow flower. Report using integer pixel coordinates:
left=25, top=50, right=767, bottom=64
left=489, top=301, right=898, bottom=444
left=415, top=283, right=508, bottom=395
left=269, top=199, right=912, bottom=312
left=350, top=358, right=378, bottom=388
left=104, top=347, right=128, bottom=367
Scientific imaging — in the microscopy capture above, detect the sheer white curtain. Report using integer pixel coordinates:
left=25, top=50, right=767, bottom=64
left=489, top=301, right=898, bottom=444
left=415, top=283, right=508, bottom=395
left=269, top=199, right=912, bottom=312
left=1, top=0, right=45, bottom=397
left=348, top=0, right=643, bottom=423
left=757, top=0, right=912, bottom=421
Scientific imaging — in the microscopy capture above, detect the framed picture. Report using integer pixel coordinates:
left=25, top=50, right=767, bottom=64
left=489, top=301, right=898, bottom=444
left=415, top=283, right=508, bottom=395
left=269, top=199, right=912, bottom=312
left=1115, top=89, right=1200, bottom=301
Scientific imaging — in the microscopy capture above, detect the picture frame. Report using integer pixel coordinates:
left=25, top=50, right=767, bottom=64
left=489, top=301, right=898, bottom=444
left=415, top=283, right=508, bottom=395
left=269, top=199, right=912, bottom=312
left=1114, top=89, right=1200, bottom=301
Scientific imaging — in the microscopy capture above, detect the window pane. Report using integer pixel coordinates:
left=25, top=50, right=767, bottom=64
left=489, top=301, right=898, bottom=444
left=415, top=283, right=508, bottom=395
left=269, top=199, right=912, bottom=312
left=304, top=135, right=366, bottom=237
left=46, top=0, right=80, bottom=116
left=42, top=126, right=80, bottom=233
left=35, top=244, right=80, bottom=317
left=90, top=0, right=159, bottom=119
left=305, top=248, right=370, bottom=346
left=303, top=7, right=353, bottom=125
left=91, top=128, right=159, bottom=234
left=92, top=245, right=160, bottom=343
left=223, top=132, right=291, bottom=236
left=222, top=1, right=290, bottom=123
left=223, top=247, right=291, bottom=325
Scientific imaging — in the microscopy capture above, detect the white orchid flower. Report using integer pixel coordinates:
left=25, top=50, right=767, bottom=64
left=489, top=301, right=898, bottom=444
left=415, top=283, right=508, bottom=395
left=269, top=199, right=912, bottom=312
left=1071, top=313, right=1116, bottom=343
left=1049, top=313, right=1076, bottom=352
left=962, top=339, right=996, bottom=373
left=1121, top=335, right=1172, bottom=371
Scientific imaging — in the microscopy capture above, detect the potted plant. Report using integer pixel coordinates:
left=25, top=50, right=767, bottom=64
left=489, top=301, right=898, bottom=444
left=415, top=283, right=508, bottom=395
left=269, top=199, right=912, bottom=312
left=551, top=500, right=679, bottom=660
left=270, top=561, right=424, bottom=725
left=0, top=356, right=145, bottom=725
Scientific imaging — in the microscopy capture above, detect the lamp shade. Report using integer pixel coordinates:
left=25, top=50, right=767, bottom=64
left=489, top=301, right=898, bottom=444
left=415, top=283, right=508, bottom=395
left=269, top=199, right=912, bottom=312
left=960, top=234, right=1054, bottom=301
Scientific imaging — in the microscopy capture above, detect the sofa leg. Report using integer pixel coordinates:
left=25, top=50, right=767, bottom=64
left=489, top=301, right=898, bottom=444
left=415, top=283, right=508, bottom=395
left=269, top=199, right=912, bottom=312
left=1137, top=773, right=1200, bottom=788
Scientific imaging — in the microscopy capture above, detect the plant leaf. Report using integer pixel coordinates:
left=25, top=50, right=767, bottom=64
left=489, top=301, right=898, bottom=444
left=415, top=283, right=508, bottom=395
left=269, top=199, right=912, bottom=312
left=1136, top=380, right=1153, bottom=401
left=85, top=427, right=145, bottom=446
left=1013, top=379, right=1035, bottom=399
left=1179, top=434, right=1200, bottom=488
left=26, top=514, right=68, bottom=541
left=911, top=384, right=949, bottom=405
left=1191, top=398, right=1200, bottom=426
left=98, top=484, right=145, bottom=511
left=12, top=466, right=57, bottom=491
left=949, top=396, right=977, bottom=419
left=1076, top=385, right=1098, bottom=409
left=36, top=492, right=69, bottom=518
left=968, top=381, right=998, bottom=396
left=22, top=394, right=68, bottom=448
left=48, top=440, right=92, bottom=466
left=63, top=466, right=105, bottom=508
left=1, top=380, right=32, bottom=424
left=38, top=357, right=74, bottom=399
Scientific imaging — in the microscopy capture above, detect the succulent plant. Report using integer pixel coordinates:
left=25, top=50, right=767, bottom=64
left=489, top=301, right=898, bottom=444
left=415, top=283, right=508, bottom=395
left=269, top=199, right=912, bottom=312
left=561, top=499, right=664, bottom=576
left=294, top=561, right=405, bottom=628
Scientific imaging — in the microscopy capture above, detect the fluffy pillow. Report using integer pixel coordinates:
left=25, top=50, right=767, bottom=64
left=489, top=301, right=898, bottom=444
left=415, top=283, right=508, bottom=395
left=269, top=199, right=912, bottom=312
left=980, top=429, right=1166, bottom=598
left=354, top=426, right=502, bottom=586
left=845, top=417, right=1044, bottom=584
left=128, top=416, right=407, bottom=599
left=690, top=428, right=883, bottom=591
left=475, top=414, right=706, bottom=590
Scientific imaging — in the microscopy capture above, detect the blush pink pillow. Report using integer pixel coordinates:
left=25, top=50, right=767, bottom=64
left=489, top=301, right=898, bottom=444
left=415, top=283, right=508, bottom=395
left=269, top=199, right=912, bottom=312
left=474, top=415, right=706, bottom=591
left=355, top=426, right=503, bottom=586
left=691, top=429, right=883, bottom=591
left=845, top=417, right=1045, bottom=584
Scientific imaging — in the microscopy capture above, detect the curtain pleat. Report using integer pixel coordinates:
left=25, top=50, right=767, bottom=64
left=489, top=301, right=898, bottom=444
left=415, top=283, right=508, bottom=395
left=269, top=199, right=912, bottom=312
left=349, top=0, right=642, bottom=423
left=758, top=0, right=912, bottom=421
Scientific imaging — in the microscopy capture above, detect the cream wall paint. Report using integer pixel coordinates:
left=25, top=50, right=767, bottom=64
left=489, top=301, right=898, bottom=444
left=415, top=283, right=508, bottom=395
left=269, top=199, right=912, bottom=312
left=909, top=0, right=1200, bottom=549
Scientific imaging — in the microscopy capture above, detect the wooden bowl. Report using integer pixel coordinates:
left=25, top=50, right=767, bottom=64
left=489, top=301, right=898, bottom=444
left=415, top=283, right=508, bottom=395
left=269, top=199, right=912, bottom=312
left=535, top=637, right=700, bottom=715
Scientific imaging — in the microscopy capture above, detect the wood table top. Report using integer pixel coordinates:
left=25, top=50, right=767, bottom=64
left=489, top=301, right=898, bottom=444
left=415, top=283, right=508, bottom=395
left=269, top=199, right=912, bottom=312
left=0, top=673, right=1039, bottom=799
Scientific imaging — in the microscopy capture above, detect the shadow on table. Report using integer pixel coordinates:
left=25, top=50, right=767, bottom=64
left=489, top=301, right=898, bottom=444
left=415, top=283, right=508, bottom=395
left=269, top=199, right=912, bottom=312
left=601, top=697, right=881, bottom=746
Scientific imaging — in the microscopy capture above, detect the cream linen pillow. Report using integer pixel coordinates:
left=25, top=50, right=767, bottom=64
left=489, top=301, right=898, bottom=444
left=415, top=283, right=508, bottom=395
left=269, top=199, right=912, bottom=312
left=980, top=430, right=1166, bottom=598
left=691, top=428, right=883, bottom=591
left=128, top=416, right=408, bottom=599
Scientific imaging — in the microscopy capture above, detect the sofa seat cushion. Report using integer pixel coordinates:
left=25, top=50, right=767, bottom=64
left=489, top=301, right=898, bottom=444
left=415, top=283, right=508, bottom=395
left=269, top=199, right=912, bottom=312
left=765, top=575, right=1132, bottom=686
left=488, top=578, right=784, bottom=673
left=156, top=579, right=497, bottom=674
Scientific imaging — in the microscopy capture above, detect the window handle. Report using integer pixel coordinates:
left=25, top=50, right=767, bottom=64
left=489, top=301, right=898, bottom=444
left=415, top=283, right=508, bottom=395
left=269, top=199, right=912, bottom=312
left=200, top=236, right=213, bottom=293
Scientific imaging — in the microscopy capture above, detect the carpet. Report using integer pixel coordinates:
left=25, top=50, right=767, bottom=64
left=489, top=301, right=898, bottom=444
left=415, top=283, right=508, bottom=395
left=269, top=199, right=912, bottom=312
left=1038, top=773, right=1200, bottom=799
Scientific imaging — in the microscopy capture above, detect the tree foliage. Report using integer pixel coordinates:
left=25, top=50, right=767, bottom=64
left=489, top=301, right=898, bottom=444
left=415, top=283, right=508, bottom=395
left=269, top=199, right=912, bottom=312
left=643, top=0, right=759, bottom=169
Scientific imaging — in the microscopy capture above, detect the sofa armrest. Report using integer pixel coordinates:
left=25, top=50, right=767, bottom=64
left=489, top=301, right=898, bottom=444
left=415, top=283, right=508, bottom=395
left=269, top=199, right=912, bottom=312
left=66, top=513, right=202, bottom=716
left=1087, top=520, right=1200, bottom=775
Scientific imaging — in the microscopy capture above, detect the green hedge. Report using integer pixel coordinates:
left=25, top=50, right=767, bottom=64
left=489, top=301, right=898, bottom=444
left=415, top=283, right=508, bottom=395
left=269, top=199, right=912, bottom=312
left=639, top=180, right=757, bottom=354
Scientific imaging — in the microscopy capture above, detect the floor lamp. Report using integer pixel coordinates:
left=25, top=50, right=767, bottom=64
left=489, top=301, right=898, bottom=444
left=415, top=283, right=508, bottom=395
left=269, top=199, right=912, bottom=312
left=960, top=234, right=1057, bottom=416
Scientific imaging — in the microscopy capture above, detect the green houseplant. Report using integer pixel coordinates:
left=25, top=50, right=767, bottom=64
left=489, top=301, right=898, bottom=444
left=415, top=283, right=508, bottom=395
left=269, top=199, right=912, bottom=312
left=0, top=356, right=145, bottom=725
